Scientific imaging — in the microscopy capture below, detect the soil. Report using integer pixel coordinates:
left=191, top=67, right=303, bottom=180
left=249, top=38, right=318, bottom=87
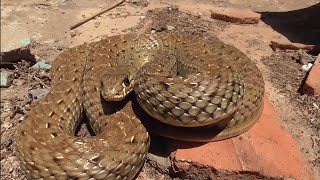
left=1, top=0, right=319, bottom=179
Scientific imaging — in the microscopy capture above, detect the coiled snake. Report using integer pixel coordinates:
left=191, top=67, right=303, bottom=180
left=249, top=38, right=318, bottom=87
left=15, top=33, right=264, bottom=179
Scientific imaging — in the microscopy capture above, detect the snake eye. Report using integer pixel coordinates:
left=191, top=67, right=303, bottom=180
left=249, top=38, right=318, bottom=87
left=123, top=78, right=130, bottom=86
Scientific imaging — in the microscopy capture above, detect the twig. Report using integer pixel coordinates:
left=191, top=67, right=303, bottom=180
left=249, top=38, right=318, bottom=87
left=70, top=0, right=126, bottom=30
left=33, top=76, right=50, bottom=89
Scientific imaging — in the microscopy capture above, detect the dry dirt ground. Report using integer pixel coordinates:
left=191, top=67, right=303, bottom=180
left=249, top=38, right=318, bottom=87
left=1, top=0, right=320, bottom=179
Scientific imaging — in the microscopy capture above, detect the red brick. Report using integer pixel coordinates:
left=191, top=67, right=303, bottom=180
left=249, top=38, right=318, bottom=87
left=171, top=96, right=313, bottom=179
left=173, top=139, right=242, bottom=172
left=210, top=8, right=261, bottom=24
left=304, top=54, right=320, bottom=95
left=270, top=40, right=320, bottom=53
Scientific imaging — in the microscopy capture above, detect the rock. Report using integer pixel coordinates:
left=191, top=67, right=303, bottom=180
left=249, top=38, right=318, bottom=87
left=147, top=153, right=171, bottom=174
left=20, top=37, right=31, bottom=46
left=94, top=21, right=100, bottom=28
left=139, top=16, right=146, bottom=20
left=31, top=60, right=52, bottom=69
left=285, top=84, right=292, bottom=91
left=12, top=79, right=24, bottom=86
left=173, top=160, right=190, bottom=173
left=29, top=88, right=50, bottom=101
left=303, top=54, right=320, bottom=95
left=0, top=71, right=13, bottom=87
left=301, top=63, right=313, bottom=72
left=166, top=25, right=175, bottom=31
left=210, top=7, right=261, bottom=24
left=70, top=30, right=77, bottom=37
left=298, top=50, right=315, bottom=65
left=270, top=41, right=320, bottom=54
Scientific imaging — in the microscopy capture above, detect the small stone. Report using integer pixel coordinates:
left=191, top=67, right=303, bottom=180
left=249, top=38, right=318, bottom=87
left=301, top=63, right=313, bottom=72
left=285, top=84, right=292, bottom=91
left=298, top=50, right=314, bottom=65
left=94, top=21, right=100, bottom=28
left=139, top=16, right=146, bottom=20
left=147, top=154, right=171, bottom=174
left=19, top=37, right=32, bottom=46
left=70, top=30, right=76, bottom=37
left=0, top=71, right=13, bottom=87
left=173, top=161, right=190, bottom=173
left=310, top=118, right=317, bottom=125
left=12, top=79, right=24, bottom=86
left=166, top=25, right=175, bottom=31
left=29, top=88, right=50, bottom=101
left=31, top=60, right=52, bottom=69
left=2, top=122, right=12, bottom=129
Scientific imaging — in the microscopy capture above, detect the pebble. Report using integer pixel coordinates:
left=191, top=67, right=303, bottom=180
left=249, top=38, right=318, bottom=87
left=285, top=84, right=292, bottom=91
left=301, top=63, right=313, bottom=72
left=70, top=30, right=77, bottom=37
left=139, top=16, right=146, bottom=20
left=0, top=71, right=13, bottom=87
left=20, top=37, right=31, bottom=46
left=12, top=79, right=24, bottom=86
left=31, top=60, right=52, bottom=69
left=298, top=50, right=314, bottom=65
left=166, top=25, right=175, bottom=31
left=94, top=21, right=100, bottom=28
left=29, top=88, right=50, bottom=101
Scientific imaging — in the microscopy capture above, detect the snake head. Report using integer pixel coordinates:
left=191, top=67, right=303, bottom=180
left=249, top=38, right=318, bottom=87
left=100, top=73, right=134, bottom=101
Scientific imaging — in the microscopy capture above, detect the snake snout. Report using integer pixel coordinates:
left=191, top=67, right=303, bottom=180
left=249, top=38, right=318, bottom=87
left=100, top=74, right=134, bottom=101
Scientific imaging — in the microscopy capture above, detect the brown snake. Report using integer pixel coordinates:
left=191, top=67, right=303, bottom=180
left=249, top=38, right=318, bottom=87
left=15, top=33, right=264, bottom=179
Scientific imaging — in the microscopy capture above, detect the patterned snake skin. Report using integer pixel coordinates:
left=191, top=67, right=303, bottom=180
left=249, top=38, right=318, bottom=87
left=15, top=33, right=264, bottom=179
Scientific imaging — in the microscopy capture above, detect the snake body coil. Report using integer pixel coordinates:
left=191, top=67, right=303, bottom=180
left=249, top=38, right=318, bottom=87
left=16, top=33, right=264, bottom=179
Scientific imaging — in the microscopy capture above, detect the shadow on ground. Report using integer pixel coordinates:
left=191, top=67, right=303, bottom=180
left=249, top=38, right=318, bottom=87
left=260, top=3, right=320, bottom=45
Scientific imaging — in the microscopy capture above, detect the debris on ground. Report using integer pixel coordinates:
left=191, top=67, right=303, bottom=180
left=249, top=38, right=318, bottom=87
left=31, top=59, right=52, bottom=69
left=270, top=40, right=320, bottom=54
left=262, top=51, right=320, bottom=130
left=210, top=7, right=261, bottom=24
left=29, top=88, right=50, bottom=101
left=70, top=0, right=126, bottom=30
left=297, top=49, right=316, bottom=65
left=301, top=63, right=313, bottom=72
left=0, top=71, right=13, bottom=87
left=303, top=54, right=320, bottom=95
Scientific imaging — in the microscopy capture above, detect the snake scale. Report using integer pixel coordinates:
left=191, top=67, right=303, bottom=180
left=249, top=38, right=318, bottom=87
left=15, top=32, right=264, bottom=179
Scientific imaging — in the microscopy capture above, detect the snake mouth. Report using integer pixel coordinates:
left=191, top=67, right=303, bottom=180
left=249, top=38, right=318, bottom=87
left=101, top=77, right=135, bottom=101
left=102, top=91, right=131, bottom=101
left=106, top=90, right=131, bottom=101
